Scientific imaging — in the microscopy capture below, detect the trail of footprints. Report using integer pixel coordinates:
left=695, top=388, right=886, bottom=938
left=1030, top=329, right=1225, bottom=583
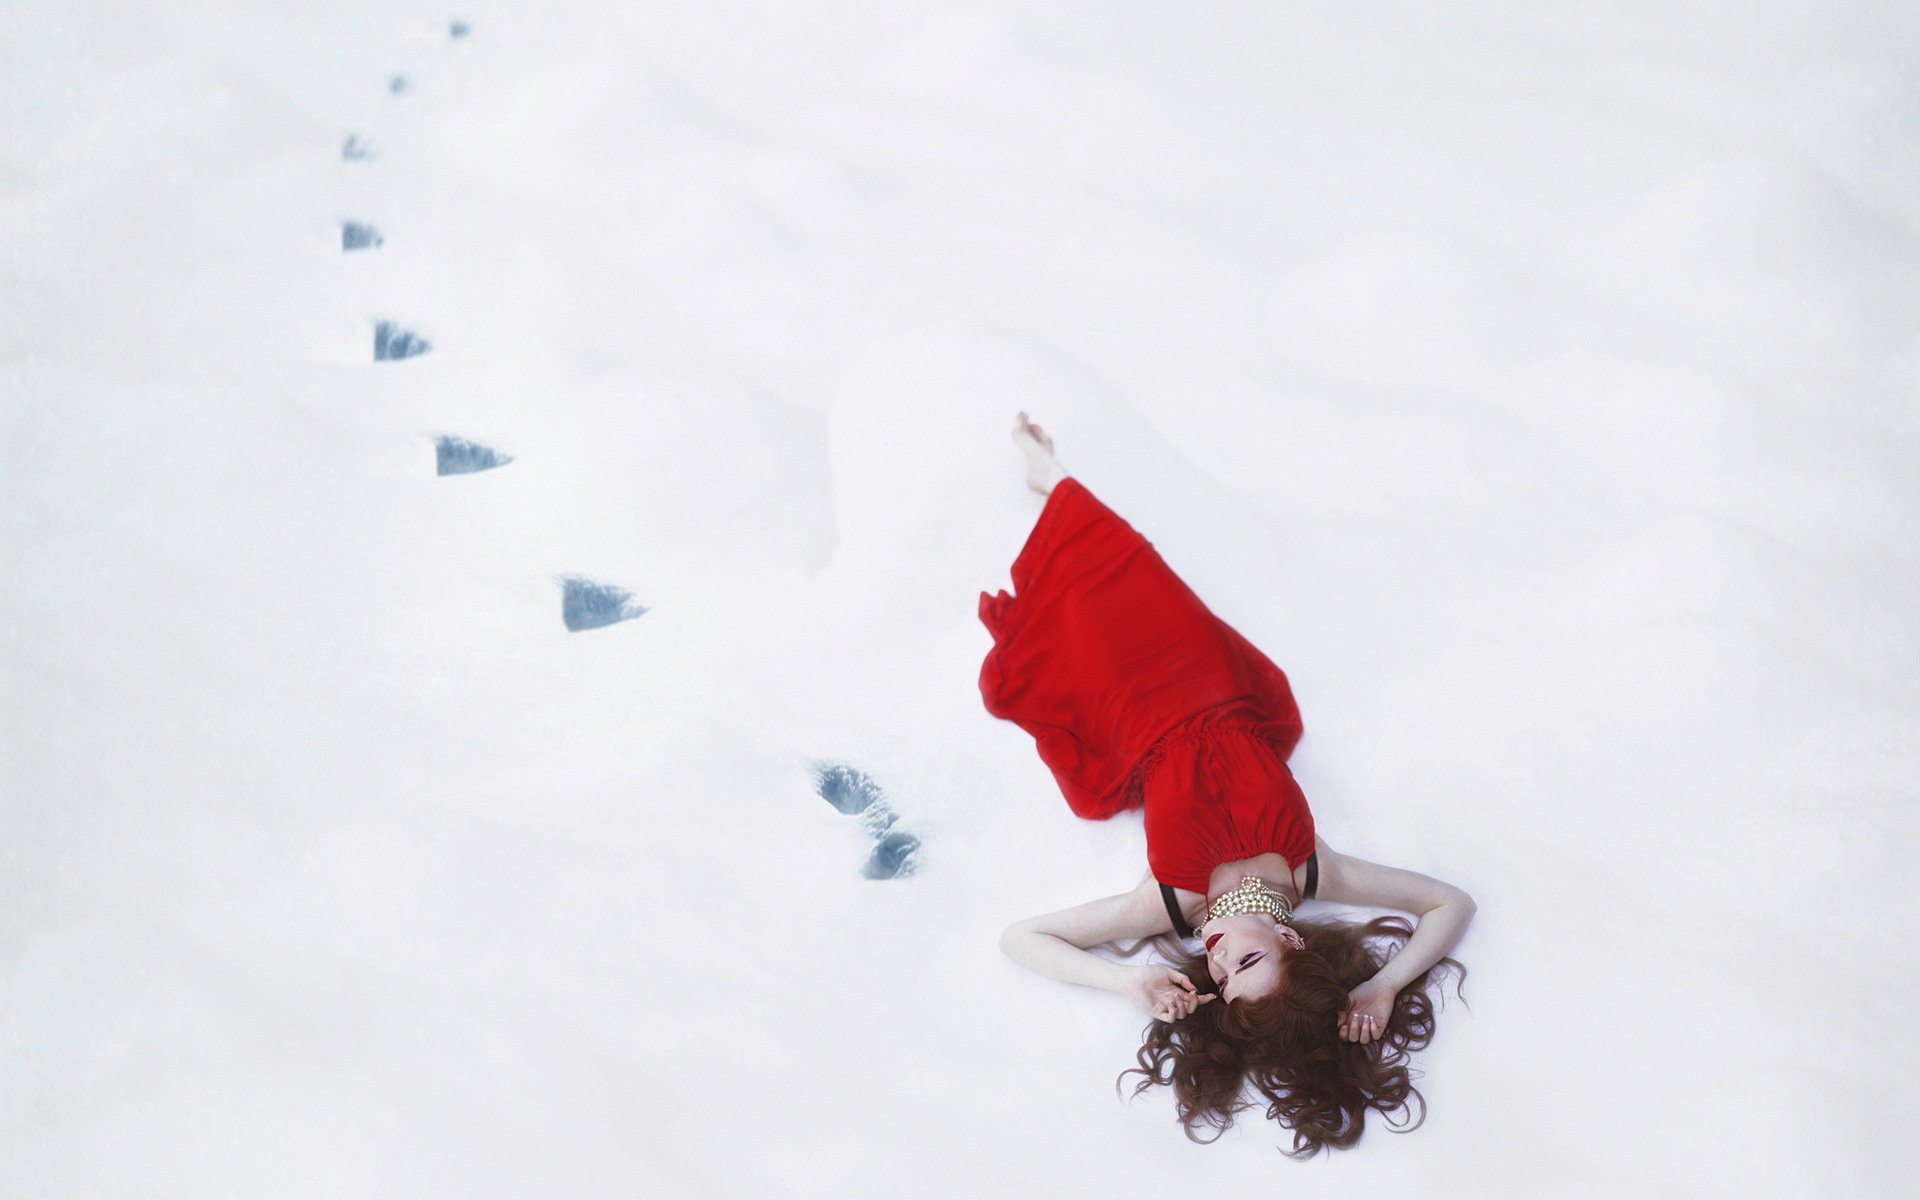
left=338, top=20, right=918, bottom=879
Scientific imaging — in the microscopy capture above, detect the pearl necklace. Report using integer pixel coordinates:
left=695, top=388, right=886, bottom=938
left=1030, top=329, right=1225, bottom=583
left=1202, top=875, right=1294, bottom=930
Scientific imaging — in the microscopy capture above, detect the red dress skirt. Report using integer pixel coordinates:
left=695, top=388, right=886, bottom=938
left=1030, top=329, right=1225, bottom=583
left=977, top=476, right=1316, bottom=893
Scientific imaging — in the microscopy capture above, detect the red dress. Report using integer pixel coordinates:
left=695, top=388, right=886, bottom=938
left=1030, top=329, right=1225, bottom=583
left=977, top=476, right=1316, bottom=893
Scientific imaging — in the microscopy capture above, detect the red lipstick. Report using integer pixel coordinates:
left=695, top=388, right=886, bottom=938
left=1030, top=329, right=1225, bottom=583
left=1204, top=933, right=1223, bottom=952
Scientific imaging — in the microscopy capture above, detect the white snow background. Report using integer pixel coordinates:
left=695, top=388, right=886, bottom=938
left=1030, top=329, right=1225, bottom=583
left=4, top=2, right=1916, bottom=1196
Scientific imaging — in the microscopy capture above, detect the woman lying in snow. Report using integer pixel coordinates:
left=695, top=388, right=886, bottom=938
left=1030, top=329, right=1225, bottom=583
left=982, top=413, right=1474, bottom=1157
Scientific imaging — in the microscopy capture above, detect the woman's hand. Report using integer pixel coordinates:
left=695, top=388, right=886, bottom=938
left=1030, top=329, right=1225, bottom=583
left=1340, top=979, right=1395, bottom=1045
left=1124, top=965, right=1216, bottom=1023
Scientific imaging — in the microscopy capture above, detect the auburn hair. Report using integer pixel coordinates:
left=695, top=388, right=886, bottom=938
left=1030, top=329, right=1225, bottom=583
left=1118, top=915, right=1467, bottom=1157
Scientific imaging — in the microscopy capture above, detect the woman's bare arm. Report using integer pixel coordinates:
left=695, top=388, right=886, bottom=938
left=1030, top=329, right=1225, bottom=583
left=999, top=871, right=1177, bottom=995
left=1312, top=836, right=1477, bottom=993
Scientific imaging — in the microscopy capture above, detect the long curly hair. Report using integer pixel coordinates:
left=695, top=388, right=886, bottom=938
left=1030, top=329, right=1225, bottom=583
left=1118, top=915, right=1468, bottom=1157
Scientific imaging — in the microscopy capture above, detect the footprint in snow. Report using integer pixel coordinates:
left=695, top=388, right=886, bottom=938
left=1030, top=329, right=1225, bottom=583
left=373, top=320, right=431, bottom=361
left=435, top=435, right=514, bottom=476
left=341, top=221, right=383, bottom=251
left=809, top=761, right=921, bottom=880
left=558, top=576, right=648, bottom=632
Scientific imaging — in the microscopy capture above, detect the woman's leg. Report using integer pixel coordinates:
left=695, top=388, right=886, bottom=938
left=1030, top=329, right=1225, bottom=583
left=1013, top=411, right=1070, bottom=495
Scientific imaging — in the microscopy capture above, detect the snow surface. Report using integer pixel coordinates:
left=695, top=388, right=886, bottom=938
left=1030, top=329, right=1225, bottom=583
left=4, top=2, right=1917, bottom=1195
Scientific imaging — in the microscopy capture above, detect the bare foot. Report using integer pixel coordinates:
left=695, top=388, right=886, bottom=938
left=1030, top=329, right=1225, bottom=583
left=1012, top=411, right=1067, bottom=495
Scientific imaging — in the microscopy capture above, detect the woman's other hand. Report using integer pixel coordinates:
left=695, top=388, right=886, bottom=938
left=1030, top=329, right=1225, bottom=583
left=1127, top=965, right=1215, bottom=1023
left=1340, top=979, right=1394, bottom=1044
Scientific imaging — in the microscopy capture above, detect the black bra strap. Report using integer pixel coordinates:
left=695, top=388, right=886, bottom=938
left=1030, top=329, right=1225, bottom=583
left=1304, top=852, right=1318, bottom=901
left=1159, top=882, right=1194, bottom=939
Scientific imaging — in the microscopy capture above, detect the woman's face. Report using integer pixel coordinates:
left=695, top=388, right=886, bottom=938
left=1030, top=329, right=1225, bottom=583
left=1203, top=913, right=1295, bottom=1002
